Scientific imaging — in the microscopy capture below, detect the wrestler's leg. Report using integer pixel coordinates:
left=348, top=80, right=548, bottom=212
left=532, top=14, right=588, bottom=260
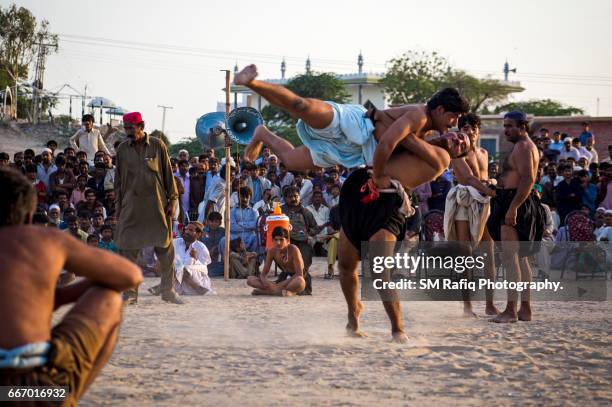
left=234, top=64, right=334, bottom=129
left=456, top=220, right=477, bottom=318
left=244, top=125, right=316, bottom=171
left=480, top=228, right=500, bottom=315
left=517, top=256, right=532, bottom=321
left=491, top=225, right=520, bottom=323
left=337, top=229, right=365, bottom=338
left=369, top=229, right=407, bottom=343
left=61, top=287, right=123, bottom=398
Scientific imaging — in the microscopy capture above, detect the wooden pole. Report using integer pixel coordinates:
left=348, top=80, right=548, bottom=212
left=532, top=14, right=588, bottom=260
left=222, top=70, right=232, bottom=281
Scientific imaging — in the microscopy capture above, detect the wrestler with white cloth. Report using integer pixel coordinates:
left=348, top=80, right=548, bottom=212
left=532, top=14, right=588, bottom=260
left=444, top=113, right=499, bottom=317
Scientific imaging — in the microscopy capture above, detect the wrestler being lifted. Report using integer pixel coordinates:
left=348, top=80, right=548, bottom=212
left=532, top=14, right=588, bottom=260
left=236, top=64, right=471, bottom=190
left=247, top=227, right=306, bottom=296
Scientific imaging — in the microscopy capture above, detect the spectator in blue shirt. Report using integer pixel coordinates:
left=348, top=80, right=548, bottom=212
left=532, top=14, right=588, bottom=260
left=98, top=225, right=118, bottom=252
left=220, top=186, right=259, bottom=253
left=579, top=121, right=593, bottom=146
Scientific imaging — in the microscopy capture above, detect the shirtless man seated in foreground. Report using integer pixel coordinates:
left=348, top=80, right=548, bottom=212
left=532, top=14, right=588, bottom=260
left=0, top=167, right=142, bottom=403
left=235, top=64, right=470, bottom=190
left=247, top=227, right=306, bottom=296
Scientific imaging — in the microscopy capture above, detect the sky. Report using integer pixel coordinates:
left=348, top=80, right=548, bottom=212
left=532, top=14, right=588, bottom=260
left=4, top=0, right=612, bottom=142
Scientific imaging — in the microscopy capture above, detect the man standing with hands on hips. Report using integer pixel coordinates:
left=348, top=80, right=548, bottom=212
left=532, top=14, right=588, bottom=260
left=114, top=112, right=183, bottom=304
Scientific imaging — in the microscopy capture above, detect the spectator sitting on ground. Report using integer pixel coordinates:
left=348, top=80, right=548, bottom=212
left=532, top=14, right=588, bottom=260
left=150, top=222, right=214, bottom=296
left=247, top=227, right=306, bottom=296
left=221, top=186, right=259, bottom=253
left=281, top=186, right=317, bottom=277
left=201, top=211, right=225, bottom=277
left=229, top=237, right=258, bottom=279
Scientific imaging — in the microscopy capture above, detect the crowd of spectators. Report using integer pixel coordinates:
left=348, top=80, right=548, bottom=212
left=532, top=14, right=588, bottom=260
left=1, top=118, right=610, bottom=284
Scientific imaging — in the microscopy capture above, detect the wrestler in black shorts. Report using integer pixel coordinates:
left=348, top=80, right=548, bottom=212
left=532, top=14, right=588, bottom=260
left=339, top=168, right=407, bottom=251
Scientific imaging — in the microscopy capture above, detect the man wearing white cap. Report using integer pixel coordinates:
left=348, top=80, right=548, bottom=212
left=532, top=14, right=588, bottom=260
left=177, top=149, right=189, bottom=162
left=559, top=137, right=580, bottom=161
left=595, top=209, right=612, bottom=241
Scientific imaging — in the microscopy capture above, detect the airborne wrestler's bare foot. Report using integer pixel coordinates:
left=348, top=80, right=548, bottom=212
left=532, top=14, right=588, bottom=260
left=234, top=64, right=258, bottom=85
left=485, top=301, right=501, bottom=316
left=346, top=301, right=367, bottom=338
left=490, top=307, right=518, bottom=323
left=392, top=331, right=408, bottom=343
left=518, top=301, right=532, bottom=321
left=243, top=125, right=266, bottom=162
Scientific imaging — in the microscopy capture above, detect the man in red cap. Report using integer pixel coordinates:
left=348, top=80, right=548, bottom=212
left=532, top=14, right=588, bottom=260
left=114, top=112, right=183, bottom=304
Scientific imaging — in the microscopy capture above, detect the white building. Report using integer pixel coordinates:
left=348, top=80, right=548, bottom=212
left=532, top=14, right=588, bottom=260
left=224, top=53, right=387, bottom=111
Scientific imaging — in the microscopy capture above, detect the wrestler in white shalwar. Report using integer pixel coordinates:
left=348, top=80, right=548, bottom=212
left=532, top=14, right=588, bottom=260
left=444, top=184, right=491, bottom=242
left=174, top=238, right=215, bottom=295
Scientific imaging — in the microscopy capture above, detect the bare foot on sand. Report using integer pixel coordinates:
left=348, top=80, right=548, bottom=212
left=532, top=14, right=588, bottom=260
left=243, top=125, right=266, bottom=162
left=392, top=331, right=408, bottom=343
left=518, top=302, right=532, bottom=321
left=234, top=64, right=258, bottom=85
left=346, top=301, right=366, bottom=338
left=463, top=304, right=478, bottom=318
left=490, top=309, right=518, bottom=323
left=251, top=289, right=267, bottom=296
left=485, top=302, right=501, bottom=316
left=281, top=290, right=295, bottom=297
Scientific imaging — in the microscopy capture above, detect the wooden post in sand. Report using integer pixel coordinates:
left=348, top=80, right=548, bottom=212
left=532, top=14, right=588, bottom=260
left=222, top=70, right=232, bottom=281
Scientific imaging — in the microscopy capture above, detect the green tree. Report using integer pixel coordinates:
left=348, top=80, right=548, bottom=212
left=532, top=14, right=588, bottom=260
left=169, top=137, right=202, bottom=158
left=442, top=70, right=521, bottom=113
left=381, top=50, right=451, bottom=105
left=150, top=129, right=171, bottom=148
left=494, top=99, right=584, bottom=116
left=382, top=51, right=522, bottom=112
left=0, top=4, right=58, bottom=118
left=262, top=72, right=350, bottom=146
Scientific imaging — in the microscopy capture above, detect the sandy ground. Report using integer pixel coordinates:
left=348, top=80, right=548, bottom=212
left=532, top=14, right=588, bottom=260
left=75, top=258, right=612, bottom=406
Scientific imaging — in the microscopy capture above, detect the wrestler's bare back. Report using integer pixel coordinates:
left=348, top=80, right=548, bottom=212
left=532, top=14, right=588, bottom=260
left=0, top=226, right=141, bottom=349
left=372, top=104, right=428, bottom=142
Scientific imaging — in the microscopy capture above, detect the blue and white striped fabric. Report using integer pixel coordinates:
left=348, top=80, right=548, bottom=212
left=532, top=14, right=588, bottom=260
left=0, top=342, right=50, bottom=368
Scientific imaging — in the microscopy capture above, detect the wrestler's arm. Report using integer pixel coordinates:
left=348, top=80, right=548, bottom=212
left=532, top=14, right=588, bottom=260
left=372, top=112, right=422, bottom=184
left=507, top=144, right=538, bottom=225
left=54, top=280, right=93, bottom=310
left=60, top=232, right=143, bottom=292
left=451, top=158, right=495, bottom=196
